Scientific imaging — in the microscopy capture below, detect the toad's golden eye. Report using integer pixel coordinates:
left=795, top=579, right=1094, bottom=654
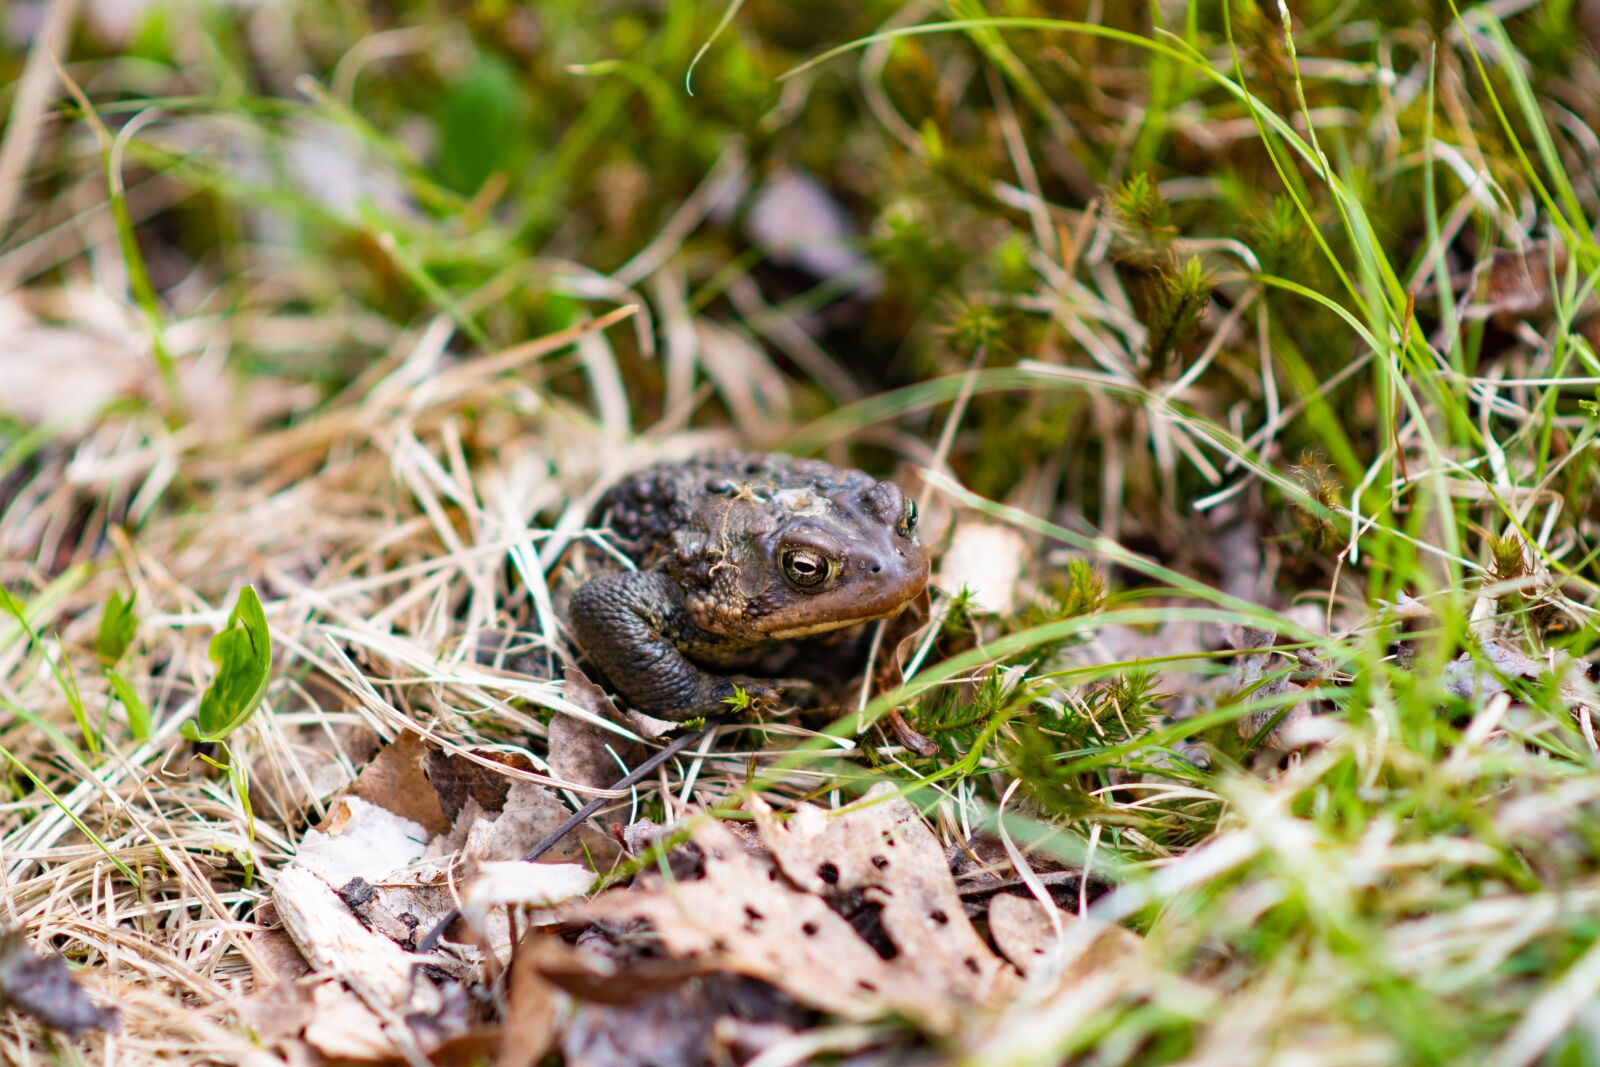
left=780, top=548, right=835, bottom=589
left=896, top=498, right=918, bottom=538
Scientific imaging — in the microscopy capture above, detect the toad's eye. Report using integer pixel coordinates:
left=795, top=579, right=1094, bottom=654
left=896, top=498, right=919, bottom=538
left=780, top=547, right=836, bottom=589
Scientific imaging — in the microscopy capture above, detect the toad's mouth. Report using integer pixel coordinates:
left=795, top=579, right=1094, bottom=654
left=762, top=600, right=915, bottom=641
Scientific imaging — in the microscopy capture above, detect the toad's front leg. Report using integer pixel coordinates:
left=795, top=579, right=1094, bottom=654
left=568, top=570, right=776, bottom=717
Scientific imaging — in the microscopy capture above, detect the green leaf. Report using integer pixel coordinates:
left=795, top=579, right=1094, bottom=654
left=0, top=584, right=97, bottom=752
left=186, top=585, right=272, bottom=744
left=106, top=669, right=151, bottom=740
left=434, top=55, right=527, bottom=195
left=0, top=743, right=140, bottom=886
left=95, top=591, right=137, bottom=665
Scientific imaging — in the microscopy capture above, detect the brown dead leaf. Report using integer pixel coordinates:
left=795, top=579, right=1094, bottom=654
left=622, top=708, right=680, bottom=740
left=987, top=893, right=1064, bottom=974
left=517, top=930, right=718, bottom=1006
left=427, top=1028, right=505, bottom=1067
left=307, top=768, right=619, bottom=960
left=752, top=784, right=1014, bottom=1007
left=0, top=930, right=121, bottom=1037
left=461, top=779, right=621, bottom=869
left=339, top=780, right=617, bottom=956
left=246, top=928, right=310, bottom=986
left=344, top=731, right=618, bottom=875
left=562, top=975, right=802, bottom=1067
left=557, top=816, right=974, bottom=1031
left=302, top=981, right=396, bottom=1061
left=232, top=976, right=314, bottom=1049
left=426, top=748, right=537, bottom=822
left=986, top=894, right=1142, bottom=981
left=556, top=785, right=1022, bottom=1033
left=347, top=731, right=451, bottom=836
left=552, top=670, right=648, bottom=793
left=497, top=934, right=562, bottom=1067
left=1464, top=240, right=1566, bottom=323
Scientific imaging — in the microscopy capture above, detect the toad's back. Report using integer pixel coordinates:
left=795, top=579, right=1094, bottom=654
left=590, top=451, right=882, bottom=564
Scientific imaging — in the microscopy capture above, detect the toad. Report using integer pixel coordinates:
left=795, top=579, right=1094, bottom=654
left=569, top=451, right=930, bottom=717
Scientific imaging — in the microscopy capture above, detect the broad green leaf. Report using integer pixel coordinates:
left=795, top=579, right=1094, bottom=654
left=182, top=586, right=272, bottom=744
left=95, top=590, right=137, bottom=665
left=434, top=56, right=527, bottom=195
left=106, top=670, right=151, bottom=740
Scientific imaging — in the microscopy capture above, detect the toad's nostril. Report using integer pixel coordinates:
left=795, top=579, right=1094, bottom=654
left=870, top=564, right=882, bottom=573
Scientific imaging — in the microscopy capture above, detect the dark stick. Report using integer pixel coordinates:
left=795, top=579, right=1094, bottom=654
left=414, top=720, right=718, bottom=955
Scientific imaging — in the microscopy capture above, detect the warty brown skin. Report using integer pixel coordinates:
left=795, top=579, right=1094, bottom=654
left=568, top=451, right=930, bottom=717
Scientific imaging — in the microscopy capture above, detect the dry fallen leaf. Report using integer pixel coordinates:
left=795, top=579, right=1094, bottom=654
left=497, top=933, right=562, bottom=1067
left=935, top=522, right=1028, bottom=615
left=244, top=928, right=311, bottom=986
left=296, top=795, right=430, bottom=887
left=514, top=930, right=712, bottom=1006
left=287, top=727, right=626, bottom=962
left=426, top=747, right=538, bottom=824
left=0, top=930, right=121, bottom=1038
left=562, top=974, right=802, bottom=1067
left=346, top=731, right=619, bottom=875
left=459, top=778, right=621, bottom=870
left=302, top=982, right=396, bottom=1061
left=986, top=894, right=1142, bottom=981
left=556, top=785, right=1019, bottom=1034
left=987, top=893, right=1065, bottom=974
left=752, top=784, right=1014, bottom=1007
left=552, top=670, right=648, bottom=794
left=232, top=975, right=315, bottom=1052
left=347, top=730, right=452, bottom=837
left=1463, top=240, right=1565, bottom=323
left=559, top=817, right=962, bottom=1029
